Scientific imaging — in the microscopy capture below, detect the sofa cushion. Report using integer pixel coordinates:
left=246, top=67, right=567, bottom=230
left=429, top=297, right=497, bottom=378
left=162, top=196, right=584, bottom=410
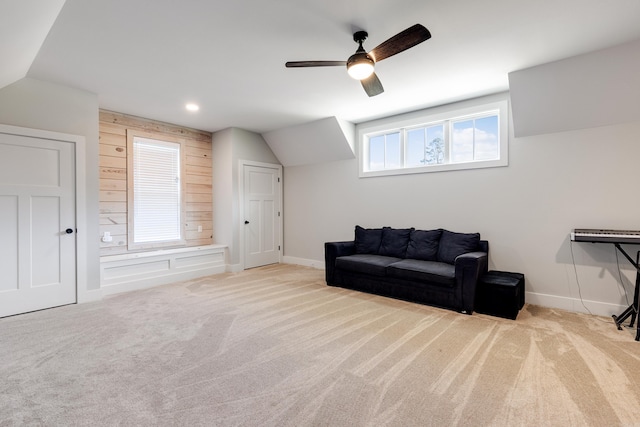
left=406, top=229, right=442, bottom=261
left=335, top=254, right=401, bottom=277
left=354, top=225, right=383, bottom=254
left=386, top=259, right=456, bottom=287
left=378, top=227, right=412, bottom=258
left=437, top=230, right=481, bottom=264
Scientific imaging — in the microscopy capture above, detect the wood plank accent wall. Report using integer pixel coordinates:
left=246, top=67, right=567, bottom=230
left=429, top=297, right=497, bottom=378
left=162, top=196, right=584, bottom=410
left=99, top=110, right=213, bottom=256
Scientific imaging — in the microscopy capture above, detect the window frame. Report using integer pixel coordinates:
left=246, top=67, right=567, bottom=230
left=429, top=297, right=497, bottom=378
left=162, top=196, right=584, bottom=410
left=126, top=129, right=187, bottom=251
left=358, top=95, right=509, bottom=178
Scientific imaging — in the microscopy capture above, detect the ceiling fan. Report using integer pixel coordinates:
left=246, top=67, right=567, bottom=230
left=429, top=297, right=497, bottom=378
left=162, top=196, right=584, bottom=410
left=285, top=24, right=431, bottom=97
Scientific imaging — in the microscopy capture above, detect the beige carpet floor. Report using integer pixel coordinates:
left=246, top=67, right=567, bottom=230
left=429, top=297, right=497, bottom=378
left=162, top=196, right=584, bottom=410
left=1, top=264, right=640, bottom=426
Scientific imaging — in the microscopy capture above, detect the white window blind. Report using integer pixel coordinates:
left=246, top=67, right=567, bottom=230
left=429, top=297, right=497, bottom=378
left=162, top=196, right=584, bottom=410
left=132, top=137, right=182, bottom=244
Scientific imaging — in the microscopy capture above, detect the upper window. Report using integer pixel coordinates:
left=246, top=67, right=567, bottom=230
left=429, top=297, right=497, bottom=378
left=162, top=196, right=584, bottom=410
left=358, top=96, right=509, bottom=177
left=127, top=131, right=186, bottom=250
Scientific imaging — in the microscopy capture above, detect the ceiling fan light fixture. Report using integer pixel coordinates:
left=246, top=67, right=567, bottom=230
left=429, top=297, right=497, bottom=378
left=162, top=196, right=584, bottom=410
left=285, top=24, right=431, bottom=96
left=347, top=53, right=374, bottom=80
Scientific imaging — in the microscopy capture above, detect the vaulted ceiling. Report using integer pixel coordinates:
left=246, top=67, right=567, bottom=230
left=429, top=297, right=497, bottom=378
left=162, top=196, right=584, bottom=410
left=3, top=0, right=640, bottom=134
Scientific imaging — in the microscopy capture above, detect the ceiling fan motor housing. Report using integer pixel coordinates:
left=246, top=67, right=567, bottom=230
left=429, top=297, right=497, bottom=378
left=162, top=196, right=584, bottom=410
left=347, top=52, right=374, bottom=68
left=347, top=31, right=375, bottom=79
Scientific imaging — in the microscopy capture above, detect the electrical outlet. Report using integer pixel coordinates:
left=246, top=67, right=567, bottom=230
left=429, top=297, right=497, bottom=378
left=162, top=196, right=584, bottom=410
left=197, top=225, right=202, bottom=232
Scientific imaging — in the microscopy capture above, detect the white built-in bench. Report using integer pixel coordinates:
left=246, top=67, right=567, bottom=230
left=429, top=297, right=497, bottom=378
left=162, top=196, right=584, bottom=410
left=100, top=244, right=227, bottom=295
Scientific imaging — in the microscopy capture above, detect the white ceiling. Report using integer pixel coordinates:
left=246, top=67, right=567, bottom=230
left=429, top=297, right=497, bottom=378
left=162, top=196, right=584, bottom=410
left=0, top=0, right=66, bottom=89
left=4, top=0, right=640, bottom=134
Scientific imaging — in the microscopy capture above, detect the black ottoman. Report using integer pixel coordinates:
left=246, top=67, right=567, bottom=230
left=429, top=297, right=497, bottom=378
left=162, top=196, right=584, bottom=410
left=476, top=271, right=525, bottom=319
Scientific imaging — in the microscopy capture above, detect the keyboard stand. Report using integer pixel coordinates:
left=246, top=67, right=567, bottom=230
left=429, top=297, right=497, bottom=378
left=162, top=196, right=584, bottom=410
left=611, top=244, right=640, bottom=341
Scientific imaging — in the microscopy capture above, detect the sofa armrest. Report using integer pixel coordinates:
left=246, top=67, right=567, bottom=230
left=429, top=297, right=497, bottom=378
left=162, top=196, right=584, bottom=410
left=454, top=251, right=488, bottom=314
left=325, top=241, right=356, bottom=284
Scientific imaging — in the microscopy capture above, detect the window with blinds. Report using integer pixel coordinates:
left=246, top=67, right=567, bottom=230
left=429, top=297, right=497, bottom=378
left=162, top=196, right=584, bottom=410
left=127, top=134, right=186, bottom=249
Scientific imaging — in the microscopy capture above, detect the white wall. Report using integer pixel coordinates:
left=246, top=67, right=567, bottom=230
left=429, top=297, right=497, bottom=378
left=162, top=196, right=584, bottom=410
left=0, top=77, right=100, bottom=292
left=212, top=127, right=280, bottom=268
left=510, top=39, right=640, bottom=137
left=283, top=106, right=640, bottom=317
left=212, top=128, right=234, bottom=266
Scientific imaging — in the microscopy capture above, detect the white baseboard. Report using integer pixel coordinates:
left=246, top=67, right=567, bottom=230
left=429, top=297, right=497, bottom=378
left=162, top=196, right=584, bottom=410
left=525, top=291, right=627, bottom=317
left=98, top=247, right=628, bottom=318
left=283, top=256, right=325, bottom=270
left=278, top=258, right=628, bottom=317
left=77, top=288, right=103, bottom=304
left=100, top=245, right=227, bottom=296
left=226, top=263, right=243, bottom=273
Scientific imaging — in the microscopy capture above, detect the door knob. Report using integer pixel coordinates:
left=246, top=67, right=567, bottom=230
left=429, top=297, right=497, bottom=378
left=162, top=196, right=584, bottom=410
left=65, top=228, right=74, bottom=234
left=244, top=221, right=249, bottom=224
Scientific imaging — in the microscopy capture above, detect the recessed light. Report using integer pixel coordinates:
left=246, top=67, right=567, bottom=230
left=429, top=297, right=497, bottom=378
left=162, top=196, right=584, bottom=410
left=185, top=103, right=199, bottom=112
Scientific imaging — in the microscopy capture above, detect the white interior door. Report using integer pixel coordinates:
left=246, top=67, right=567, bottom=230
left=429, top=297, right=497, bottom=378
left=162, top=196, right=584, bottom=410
left=243, top=165, right=281, bottom=269
left=0, top=132, right=77, bottom=317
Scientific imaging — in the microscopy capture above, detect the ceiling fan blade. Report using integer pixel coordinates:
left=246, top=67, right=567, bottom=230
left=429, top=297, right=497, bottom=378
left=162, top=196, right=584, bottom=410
left=285, top=61, right=347, bottom=68
left=368, top=24, right=431, bottom=63
left=361, top=72, right=384, bottom=97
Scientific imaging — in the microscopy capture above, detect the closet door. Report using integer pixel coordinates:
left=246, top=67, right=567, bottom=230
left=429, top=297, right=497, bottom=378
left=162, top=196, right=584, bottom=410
left=0, top=131, right=76, bottom=317
left=243, top=165, right=281, bottom=269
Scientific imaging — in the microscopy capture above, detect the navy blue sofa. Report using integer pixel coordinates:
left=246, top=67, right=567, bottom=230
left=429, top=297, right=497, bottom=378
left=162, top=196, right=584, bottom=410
left=325, top=226, right=489, bottom=314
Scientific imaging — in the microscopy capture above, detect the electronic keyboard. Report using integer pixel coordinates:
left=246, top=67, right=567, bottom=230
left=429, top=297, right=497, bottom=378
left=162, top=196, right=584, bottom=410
left=571, top=228, right=640, bottom=245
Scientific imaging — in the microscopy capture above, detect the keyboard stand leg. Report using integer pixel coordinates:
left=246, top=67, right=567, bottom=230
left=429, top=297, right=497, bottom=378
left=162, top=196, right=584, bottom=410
left=612, top=305, right=635, bottom=330
left=611, top=247, right=640, bottom=340
left=634, top=252, right=640, bottom=340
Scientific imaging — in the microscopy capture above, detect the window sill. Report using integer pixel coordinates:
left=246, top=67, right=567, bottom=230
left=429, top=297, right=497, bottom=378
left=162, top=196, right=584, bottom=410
left=360, top=157, right=508, bottom=178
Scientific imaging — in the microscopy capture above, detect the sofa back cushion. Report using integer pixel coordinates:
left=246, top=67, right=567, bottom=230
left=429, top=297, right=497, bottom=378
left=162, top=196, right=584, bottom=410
left=406, top=229, right=442, bottom=261
left=378, top=227, right=412, bottom=258
left=437, top=230, right=481, bottom=264
left=354, top=225, right=383, bottom=254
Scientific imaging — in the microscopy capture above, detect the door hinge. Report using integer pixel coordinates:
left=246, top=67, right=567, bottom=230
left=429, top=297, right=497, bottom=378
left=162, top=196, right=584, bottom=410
left=278, top=245, right=281, bottom=251
left=278, top=211, right=281, bottom=217
left=278, top=177, right=280, bottom=182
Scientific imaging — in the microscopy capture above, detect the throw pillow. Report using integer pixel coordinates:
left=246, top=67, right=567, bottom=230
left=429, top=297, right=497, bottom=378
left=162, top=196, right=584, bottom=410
left=378, top=227, right=412, bottom=258
left=437, top=230, right=480, bottom=264
left=354, top=225, right=383, bottom=254
left=406, top=229, right=442, bottom=261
